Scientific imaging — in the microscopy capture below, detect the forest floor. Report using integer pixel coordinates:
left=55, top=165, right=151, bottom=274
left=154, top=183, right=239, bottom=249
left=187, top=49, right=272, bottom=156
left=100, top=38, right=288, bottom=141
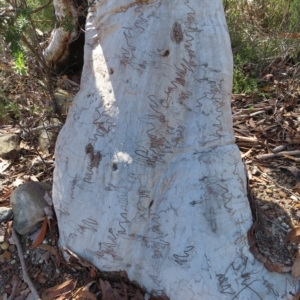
left=1, top=56, right=300, bottom=299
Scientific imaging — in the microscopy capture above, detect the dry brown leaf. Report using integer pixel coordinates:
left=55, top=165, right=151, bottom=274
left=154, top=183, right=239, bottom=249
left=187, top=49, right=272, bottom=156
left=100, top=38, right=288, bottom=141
left=293, top=182, right=300, bottom=193
left=37, top=273, right=47, bottom=284
left=100, top=279, right=116, bottom=300
left=30, top=175, right=39, bottom=182
left=251, top=176, right=268, bottom=184
left=280, top=33, right=300, bottom=39
left=65, top=249, right=94, bottom=269
left=119, top=270, right=128, bottom=280
left=257, top=164, right=270, bottom=173
left=89, top=267, right=97, bottom=278
left=54, top=291, right=73, bottom=300
left=292, top=251, right=300, bottom=278
left=248, top=118, right=256, bottom=128
left=31, top=216, right=48, bottom=248
left=259, top=86, right=274, bottom=92
left=132, top=290, right=144, bottom=300
left=42, top=279, right=76, bottom=300
left=285, top=227, right=300, bottom=243
left=75, top=291, right=97, bottom=300
left=38, top=244, right=61, bottom=267
left=149, top=292, right=170, bottom=300
left=0, top=186, right=12, bottom=201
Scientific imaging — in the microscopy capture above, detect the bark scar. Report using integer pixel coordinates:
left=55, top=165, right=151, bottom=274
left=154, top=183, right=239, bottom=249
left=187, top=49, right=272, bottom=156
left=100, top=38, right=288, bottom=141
left=171, top=21, right=183, bottom=44
left=85, top=143, right=102, bottom=168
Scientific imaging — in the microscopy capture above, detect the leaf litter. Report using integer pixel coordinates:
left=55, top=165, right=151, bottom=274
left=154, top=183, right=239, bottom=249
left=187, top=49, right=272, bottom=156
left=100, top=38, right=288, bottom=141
left=1, top=37, right=300, bottom=299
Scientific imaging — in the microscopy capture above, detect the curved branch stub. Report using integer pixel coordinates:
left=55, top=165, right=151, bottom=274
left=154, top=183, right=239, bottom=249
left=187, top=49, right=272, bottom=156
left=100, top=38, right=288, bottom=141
left=43, top=0, right=78, bottom=68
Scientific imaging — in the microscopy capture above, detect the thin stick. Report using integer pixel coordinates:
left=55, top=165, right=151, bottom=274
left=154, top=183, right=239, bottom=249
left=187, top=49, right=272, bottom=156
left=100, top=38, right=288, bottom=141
left=256, top=150, right=300, bottom=160
left=11, top=228, right=41, bottom=300
left=235, top=136, right=258, bottom=143
left=7, top=281, right=18, bottom=300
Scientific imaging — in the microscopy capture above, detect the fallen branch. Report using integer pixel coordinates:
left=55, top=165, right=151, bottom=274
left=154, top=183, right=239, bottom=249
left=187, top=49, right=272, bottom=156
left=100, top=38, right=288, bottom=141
left=241, top=148, right=252, bottom=158
left=249, top=110, right=266, bottom=117
left=235, top=135, right=258, bottom=143
left=256, top=150, right=300, bottom=160
left=11, top=228, right=41, bottom=300
left=282, top=154, right=300, bottom=162
left=272, top=145, right=286, bottom=153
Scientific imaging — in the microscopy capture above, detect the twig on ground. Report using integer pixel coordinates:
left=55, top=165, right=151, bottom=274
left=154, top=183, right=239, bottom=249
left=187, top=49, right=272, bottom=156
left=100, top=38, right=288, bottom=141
left=273, top=145, right=286, bottom=153
left=241, top=148, right=252, bottom=158
left=7, top=281, right=18, bottom=300
left=261, top=213, right=289, bottom=232
left=235, top=135, right=258, bottom=143
left=11, top=228, right=41, bottom=300
left=256, top=150, right=300, bottom=160
left=26, top=124, right=62, bottom=134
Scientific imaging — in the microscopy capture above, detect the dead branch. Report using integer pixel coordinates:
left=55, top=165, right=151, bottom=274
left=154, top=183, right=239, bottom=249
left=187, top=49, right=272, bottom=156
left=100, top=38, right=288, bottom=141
left=32, top=0, right=53, bottom=14
left=256, top=150, right=300, bottom=160
left=235, top=135, right=258, bottom=143
left=12, top=228, right=41, bottom=300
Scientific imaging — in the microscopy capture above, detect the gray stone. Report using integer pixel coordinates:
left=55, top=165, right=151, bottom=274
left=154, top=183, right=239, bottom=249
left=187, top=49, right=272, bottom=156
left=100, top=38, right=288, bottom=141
left=10, top=181, right=52, bottom=235
left=0, top=207, right=13, bottom=223
left=0, top=134, right=20, bottom=159
left=38, top=118, right=61, bottom=152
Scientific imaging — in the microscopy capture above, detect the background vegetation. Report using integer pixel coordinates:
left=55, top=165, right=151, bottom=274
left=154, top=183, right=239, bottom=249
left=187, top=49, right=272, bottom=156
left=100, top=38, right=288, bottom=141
left=224, top=0, right=300, bottom=93
left=0, top=0, right=300, bottom=121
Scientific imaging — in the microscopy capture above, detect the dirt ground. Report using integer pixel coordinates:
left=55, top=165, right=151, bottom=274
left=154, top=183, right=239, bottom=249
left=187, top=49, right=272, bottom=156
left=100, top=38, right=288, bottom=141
left=1, top=57, right=300, bottom=299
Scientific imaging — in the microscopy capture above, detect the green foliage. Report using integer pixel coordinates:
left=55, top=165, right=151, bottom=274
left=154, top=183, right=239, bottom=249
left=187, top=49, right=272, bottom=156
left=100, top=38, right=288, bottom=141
left=13, top=50, right=27, bottom=75
left=0, top=88, right=20, bottom=121
left=224, top=0, right=300, bottom=94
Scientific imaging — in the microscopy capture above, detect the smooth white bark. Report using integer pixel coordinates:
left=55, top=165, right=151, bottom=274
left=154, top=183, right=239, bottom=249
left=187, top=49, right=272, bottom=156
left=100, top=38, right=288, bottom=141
left=53, top=0, right=298, bottom=298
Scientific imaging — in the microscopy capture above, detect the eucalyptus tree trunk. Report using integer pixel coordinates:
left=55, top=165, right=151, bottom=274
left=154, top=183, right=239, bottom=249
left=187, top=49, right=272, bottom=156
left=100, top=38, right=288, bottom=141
left=53, top=0, right=298, bottom=299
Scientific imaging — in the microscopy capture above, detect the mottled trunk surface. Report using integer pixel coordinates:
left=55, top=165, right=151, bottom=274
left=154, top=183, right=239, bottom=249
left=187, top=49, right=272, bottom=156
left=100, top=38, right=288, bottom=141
left=53, top=0, right=298, bottom=298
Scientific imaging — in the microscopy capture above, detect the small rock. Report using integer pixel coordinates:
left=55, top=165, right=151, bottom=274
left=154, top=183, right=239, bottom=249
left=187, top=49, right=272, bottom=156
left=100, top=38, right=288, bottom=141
left=0, top=207, right=13, bottom=223
left=37, top=118, right=61, bottom=153
left=0, top=241, right=9, bottom=250
left=0, top=134, right=20, bottom=159
left=0, top=236, right=4, bottom=243
left=10, top=181, right=52, bottom=235
left=265, top=189, right=273, bottom=194
left=261, top=205, right=269, bottom=210
left=10, top=259, right=16, bottom=264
